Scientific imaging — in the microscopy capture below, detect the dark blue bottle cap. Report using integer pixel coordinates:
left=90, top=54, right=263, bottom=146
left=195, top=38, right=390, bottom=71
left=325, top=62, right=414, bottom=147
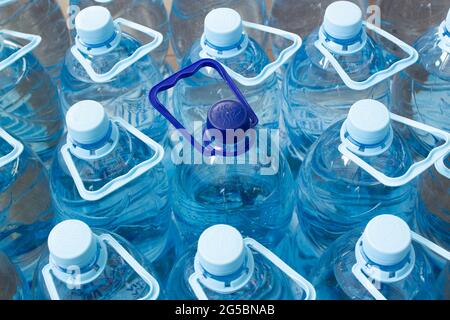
left=206, top=100, right=251, bottom=135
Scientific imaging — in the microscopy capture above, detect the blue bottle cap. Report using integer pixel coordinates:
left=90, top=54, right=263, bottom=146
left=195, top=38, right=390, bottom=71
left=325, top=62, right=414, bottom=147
left=206, top=100, right=251, bottom=135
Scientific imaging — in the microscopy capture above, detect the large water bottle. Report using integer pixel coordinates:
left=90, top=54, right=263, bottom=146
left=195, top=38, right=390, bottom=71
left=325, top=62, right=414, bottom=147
left=173, top=8, right=301, bottom=132
left=392, top=9, right=450, bottom=158
left=170, top=0, right=267, bottom=64
left=166, top=224, right=315, bottom=300
left=312, top=215, right=449, bottom=300
left=60, top=6, right=168, bottom=145
left=150, top=59, right=296, bottom=256
left=269, top=0, right=367, bottom=57
left=295, top=99, right=450, bottom=277
left=49, top=100, right=174, bottom=273
left=0, top=0, right=70, bottom=79
left=0, top=251, right=29, bottom=300
left=375, top=0, right=448, bottom=51
left=282, top=1, right=419, bottom=174
left=0, top=29, right=64, bottom=163
left=32, top=220, right=161, bottom=300
left=416, top=156, right=449, bottom=270
left=67, top=0, right=170, bottom=67
left=0, top=127, right=55, bottom=282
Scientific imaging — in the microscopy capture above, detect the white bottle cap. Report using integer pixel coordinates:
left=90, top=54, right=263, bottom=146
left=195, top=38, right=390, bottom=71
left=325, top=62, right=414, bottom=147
left=75, top=6, right=116, bottom=45
left=197, top=224, right=246, bottom=277
left=66, top=100, right=110, bottom=145
left=323, top=1, right=363, bottom=40
left=204, top=8, right=244, bottom=48
left=48, top=220, right=98, bottom=270
left=346, top=99, right=391, bottom=145
left=362, top=215, right=412, bottom=266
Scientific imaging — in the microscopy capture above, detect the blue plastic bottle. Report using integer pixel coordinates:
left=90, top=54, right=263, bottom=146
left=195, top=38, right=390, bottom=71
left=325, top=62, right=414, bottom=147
left=49, top=100, right=174, bottom=275
left=392, top=9, right=450, bottom=158
left=0, top=0, right=70, bottom=79
left=173, top=8, right=298, bottom=132
left=0, top=127, right=55, bottom=282
left=0, top=29, right=64, bottom=163
left=0, top=251, right=30, bottom=300
left=169, top=0, right=267, bottom=64
left=32, top=220, right=161, bottom=300
left=282, top=1, right=414, bottom=174
left=60, top=6, right=168, bottom=145
left=416, top=157, right=449, bottom=270
left=295, top=100, right=418, bottom=276
left=150, top=59, right=297, bottom=258
left=167, top=224, right=315, bottom=300
left=67, top=0, right=170, bottom=68
left=312, top=215, right=445, bottom=300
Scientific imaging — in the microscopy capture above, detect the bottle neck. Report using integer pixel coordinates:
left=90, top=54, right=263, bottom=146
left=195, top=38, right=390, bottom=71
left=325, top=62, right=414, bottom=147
left=319, top=26, right=368, bottom=55
left=355, top=237, right=415, bottom=284
left=49, top=236, right=108, bottom=286
left=68, top=121, right=120, bottom=160
left=194, top=247, right=255, bottom=294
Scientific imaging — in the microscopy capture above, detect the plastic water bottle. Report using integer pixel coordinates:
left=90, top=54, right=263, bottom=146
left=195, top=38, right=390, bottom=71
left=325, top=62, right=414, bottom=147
left=170, top=0, right=267, bottom=64
left=0, top=251, right=30, bottom=300
left=0, top=29, right=65, bottom=163
left=416, top=157, right=449, bottom=270
left=391, top=9, right=450, bottom=158
left=67, top=0, right=170, bottom=68
left=60, top=6, right=168, bottom=145
left=0, top=127, right=55, bottom=282
left=312, top=214, right=448, bottom=300
left=49, top=100, right=174, bottom=274
left=269, top=0, right=367, bottom=57
left=0, top=0, right=70, bottom=79
left=32, top=220, right=161, bottom=300
left=150, top=59, right=297, bottom=258
left=295, top=100, right=421, bottom=276
left=282, top=1, right=418, bottom=174
left=375, top=0, right=448, bottom=49
left=173, top=8, right=301, bottom=132
left=166, top=224, right=315, bottom=300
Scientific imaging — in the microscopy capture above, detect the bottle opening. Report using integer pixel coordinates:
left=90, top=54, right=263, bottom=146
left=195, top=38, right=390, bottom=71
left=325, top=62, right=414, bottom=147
left=48, top=220, right=99, bottom=271
left=204, top=8, right=245, bottom=50
left=344, top=99, right=392, bottom=148
left=66, top=100, right=112, bottom=148
left=322, top=1, right=363, bottom=41
left=361, top=215, right=412, bottom=266
left=206, top=100, right=251, bottom=134
left=194, top=225, right=254, bottom=293
left=75, top=6, right=118, bottom=48
left=197, top=224, right=246, bottom=276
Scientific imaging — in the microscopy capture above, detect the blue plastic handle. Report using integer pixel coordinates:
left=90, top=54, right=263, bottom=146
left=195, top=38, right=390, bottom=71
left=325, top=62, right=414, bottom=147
left=148, top=58, right=258, bottom=155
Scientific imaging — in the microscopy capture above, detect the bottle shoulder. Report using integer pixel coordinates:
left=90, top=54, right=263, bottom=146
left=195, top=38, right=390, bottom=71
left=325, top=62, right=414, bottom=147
left=299, top=121, right=415, bottom=187
left=314, top=229, right=436, bottom=300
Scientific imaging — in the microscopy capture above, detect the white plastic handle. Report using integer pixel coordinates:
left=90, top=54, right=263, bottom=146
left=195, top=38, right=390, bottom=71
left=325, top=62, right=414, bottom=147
left=314, top=21, right=419, bottom=91
left=352, top=231, right=450, bottom=300
left=200, top=21, right=302, bottom=87
left=0, top=127, right=24, bottom=168
left=71, top=18, right=163, bottom=83
left=42, top=233, right=160, bottom=300
left=61, top=117, right=164, bottom=201
left=98, top=234, right=160, bottom=300
left=435, top=153, right=449, bottom=179
left=188, top=238, right=316, bottom=300
left=0, top=29, right=41, bottom=72
left=339, top=113, right=450, bottom=187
